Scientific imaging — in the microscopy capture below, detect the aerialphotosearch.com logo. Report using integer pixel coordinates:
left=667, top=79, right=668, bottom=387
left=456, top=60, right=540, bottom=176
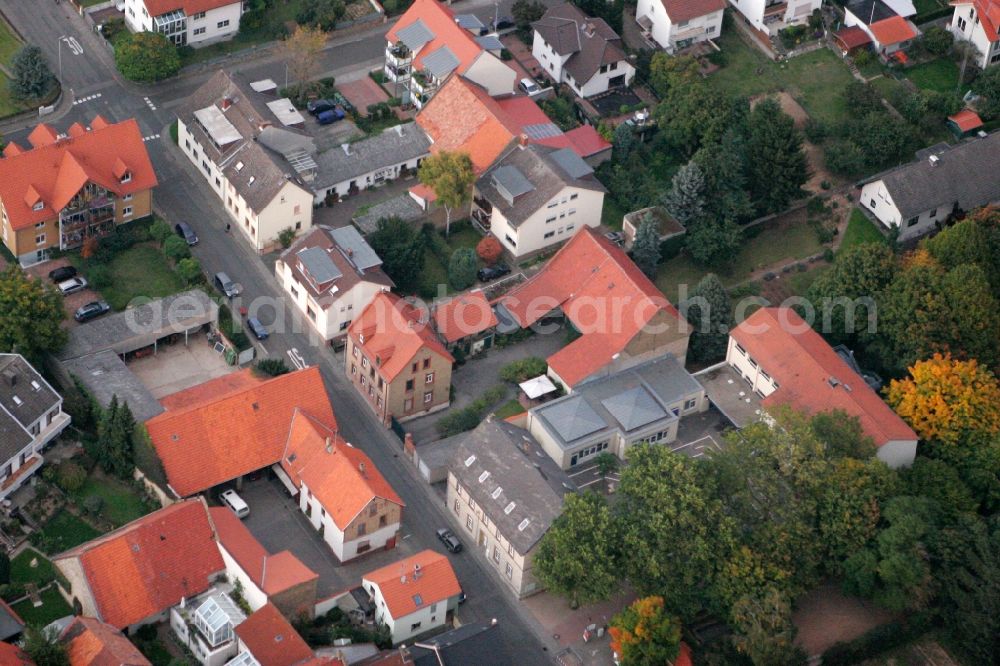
left=120, top=286, right=880, bottom=347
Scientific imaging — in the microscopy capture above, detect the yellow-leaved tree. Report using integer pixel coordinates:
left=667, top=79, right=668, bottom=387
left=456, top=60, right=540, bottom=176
left=885, top=353, right=1000, bottom=445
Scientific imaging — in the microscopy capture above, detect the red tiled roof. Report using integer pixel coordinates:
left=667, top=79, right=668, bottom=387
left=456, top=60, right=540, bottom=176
left=433, top=290, right=498, bottom=343
left=869, top=16, right=917, bottom=45
left=235, top=603, right=314, bottom=666
left=950, top=0, right=1000, bottom=41
left=560, top=125, right=612, bottom=158
left=659, top=0, right=726, bottom=24
left=0, top=643, right=33, bottom=665
left=146, top=367, right=337, bottom=497
left=731, top=308, right=919, bottom=447
left=158, top=370, right=262, bottom=411
left=948, top=108, right=983, bottom=132
left=143, top=0, right=240, bottom=16
left=0, top=117, right=157, bottom=231
left=496, top=97, right=611, bottom=158
left=386, top=0, right=485, bottom=74
left=676, top=642, right=693, bottom=666
left=499, top=227, right=683, bottom=387
left=208, top=507, right=318, bottom=596
left=362, top=550, right=461, bottom=619
left=54, top=500, right=224, bottom=630
left=834, top=26, right=873, bottom=50
left=409, top=182, right=438, bottom=203
left=61, top=616, right=151, bottom=666
left=348, top=292, right=454, bottom=382
left=280, top=412, right=403, bottom=530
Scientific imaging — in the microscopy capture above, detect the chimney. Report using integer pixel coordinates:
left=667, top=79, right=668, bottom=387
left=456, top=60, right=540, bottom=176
left=359, top=462, right=367, bottom=476
left=3, top=371, right=16, bottom=387
left=518, top=133, right=529, bottom=147
left=929, top=154, right=940, bottom=167
left=221, top=97, right=232, bottom=111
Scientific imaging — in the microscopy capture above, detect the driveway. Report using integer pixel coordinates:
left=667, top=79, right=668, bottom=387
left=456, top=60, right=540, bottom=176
left=404, top=330, right=566, bottom=445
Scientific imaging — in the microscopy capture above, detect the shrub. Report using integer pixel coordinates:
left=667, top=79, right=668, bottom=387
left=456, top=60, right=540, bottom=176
left=149, top=219, right=173, bottom=244
left=162, top=235, right=190, bottom=262
left=56, top=461, right=86, bottom=493
left=436, top=384, right=508, bottom=437
left=476, top=236, right=503, bottom=265
left=175, top=257, right=203, bottom=285
left=804, top=119, right=827, bottom=143
left=113, top=32, right=180, bottom=82
left=499, top=357, right=548, bottom=383
left=82, top=495, right=103, bottom=515
left=447, top=248, right=478, bottom=291
left=279, top=227, right=297, bottom=249
left=254, top=359, right=291, bottom=377
left=0, top=583, right=25, bottom=603
left=87, top=265, right=112, bottom=290
left=921, top=26, right=953, bottom=56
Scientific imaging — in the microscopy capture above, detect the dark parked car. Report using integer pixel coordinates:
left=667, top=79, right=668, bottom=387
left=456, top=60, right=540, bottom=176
left=74, top=300, right=111, bottom=323
left=436, top=528, right=463, bottom=553
left=477, top=263, right=511, bottom=283
left=491, top=16, right=514, bottom=30
left=214, top=271, right=241, bottom=299
left=48, top=265, right=77, bottom=283
left=247, top=317, right=269, bottom=341
left=307, top=99, right=336, bottom=115
left=317, top=107, right=346, bottom=125
left=175, top=222, right=198, bottom=246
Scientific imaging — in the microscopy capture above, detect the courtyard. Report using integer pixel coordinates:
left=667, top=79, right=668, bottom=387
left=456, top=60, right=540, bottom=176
left=128, top=332, right=234, bottom=399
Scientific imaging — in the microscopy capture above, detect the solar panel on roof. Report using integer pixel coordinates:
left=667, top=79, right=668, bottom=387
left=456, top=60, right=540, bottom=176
left=549, top=147, right=593, bottom=179
left=422, top=46, right=460, bottom=78
left=476, top=35, right=504, bottom=51
left=397, top=19, right=434, bottom=51
left=522, top=123, right=562, bottom=139
left=455, top=14, right=485, bottom=29
left=329, top=226, right=382, bottom=271
left=297, top=246, right=342, bottom=285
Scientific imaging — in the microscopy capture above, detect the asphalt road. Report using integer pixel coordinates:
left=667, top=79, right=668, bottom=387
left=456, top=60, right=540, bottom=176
left=1, top=1, right=561, bottom=662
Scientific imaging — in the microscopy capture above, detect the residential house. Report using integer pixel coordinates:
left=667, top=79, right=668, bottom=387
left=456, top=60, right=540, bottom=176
left=949, top=0, right=1000, bottom=68
left=0, top=354, right=71, bottom=500
left=177, top=70, right=313, bottom=253
left=277, top=411, right=405, bottom=563
left=275, top=225, right=394, bottom=343
left=497, top=227, right=690, bottom=390
left=447, top=419, right=575, bottom=597
left=52, top=499, right=226, bottom=632
left=728, top=0, right=822, bottom=37
left=844, top=0, right=920, bottom=59
left=170, top=588, right=246, bottom=666
left=532, top=3, right=636, bottom=97
left=525, top=355, right=707, bottom=469
left=473, top=143, right=606, bottom=258
left=209, top=507, right=319, bottom=619
left=361, top=550, right=462, bottom=644
left=0, top=116, right=157, bottom=265
left=311, top=124, right=431, bottom=202
left=416, top=75, right=612, bottom=173
left=145, top=367, right=336, bottom=498
left=722, top=307, right=918, bottom=468
left=232, top=603, right=345, bottom=666
left=384, top=0, right=516, bottom=108
left=635, top=0, right=726, bottom=52
left=858, top=132, right=1000, bottom=241
left=0, top=599, right=23, bottom=643
left=61, top=616, right=151, bottom=666
left=431, top=290, right=498, bottom=356
left=346, top=293, right=454, bottom=425
left=123, top=0, right=243, bottom=47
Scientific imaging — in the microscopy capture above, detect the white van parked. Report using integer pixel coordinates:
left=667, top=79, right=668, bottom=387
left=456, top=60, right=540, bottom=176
left=220, top=489, right=250, bottom=519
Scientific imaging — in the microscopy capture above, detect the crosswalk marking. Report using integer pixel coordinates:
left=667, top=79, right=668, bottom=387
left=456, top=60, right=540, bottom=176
left=143, top=96, right=157, bottom=111
left=72, top=93, right=102, bottom=106
left=142, top=134, right=160, bottom=142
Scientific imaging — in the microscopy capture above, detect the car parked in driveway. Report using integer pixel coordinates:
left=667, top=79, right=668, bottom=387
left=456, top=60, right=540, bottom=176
left=48, top=265, right=77, bottom=283
left=175, top=222, right=198, bottom=246
left=604, top=231, right=625, bottom=246
left=477, top=263, right=511, bottom=283
left=307, top=99, right=336, bottom=115
left=317, top=107, right=346, bottom=125
left=247, top=317, right=269, bottom=340
left=436, top=527, right=463, bottom=553
left=74, top=301, right=111, bottom=323
left=519, top=78, right=541, bottom=95
left=220, top=489, right=250, bottom=518
left=58, top=277, right=88, bottom=295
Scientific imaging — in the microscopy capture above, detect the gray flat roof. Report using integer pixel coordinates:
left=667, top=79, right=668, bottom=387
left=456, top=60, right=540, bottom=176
left=193, top=106, right=242, bottom=146
left=353, top=195, right=425, bottom=235
left=328, top=225, right=382, bottom=271
left=56, top=290, right=218, bottom=361
left=265, top=98, right=305, bottom=126
left=59, top=349, right=164, bottom=423
left=694, top=363, right=764, bottom=429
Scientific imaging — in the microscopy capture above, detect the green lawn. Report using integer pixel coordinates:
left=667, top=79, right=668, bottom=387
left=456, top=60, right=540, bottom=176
left=494, top=399, right=525, bottom=419
left=840, top=208, right=888, bottom=251
left=656, top=219, right=824, bottom=303
left=707, top=30, right=857, bottom=126
left=34, top=510, right=101, bottom=553
left=73, top=244, right=185, bottom=311
left=443, top=225, right=481, bottom=253
left=787, top=264, right=830, bottom=296
left=869, top=74, right=908, bottom=101
left=601, top=197, right=627, bottom=230
left=0, top=18, right=21, bottom=67
left=11, top=548, right=59, bottom=586
left=419, top=251, right=449, bottom=299
left=906, top=59, right=960, bottom=95
left=71, top=472, right=152, bottom=529
left=11, top=587, right=72, bottom=626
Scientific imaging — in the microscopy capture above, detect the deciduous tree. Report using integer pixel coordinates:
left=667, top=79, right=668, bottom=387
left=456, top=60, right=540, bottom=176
left=730, top=587, right=807, bottom=666
left=923, top=208, right=1000, bottom=295
left=885, top=353, right=1000, bottom=446
left=475, top=236, right=503, bottom=265
left=746, top=98, right=809, bottom=214
left=810, top=410, right=876, bottom=460
left=9, top=45, right=55, bottom=100
left=972, top=64, right=1000, bottom=119
left=682, top=273, right=732, bottom=363
left=22, top=626, right=68, bottom=666
left=0, top=266, right=66, bottom=363
left=609, top=596, right=682, bottom=666
left=534, top=492, right=619, bottom=607
left=113, top=32, right=180, bottom=83
left=418, top=151, right=475, bottom=236
left=684, top=216, right=742, bottom=268
left=283, top=25, right=327, bottom=87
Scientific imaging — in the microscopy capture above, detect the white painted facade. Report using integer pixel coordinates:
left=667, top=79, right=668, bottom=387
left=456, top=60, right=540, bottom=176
left=949, top=2, right=1000, bottom=69
left=730, top=0, right=821, bottom=35
left=634, top=0, right=723, bottom=52
left=532, top=37, right=635, bottom=97
left=361, top=577, right=459, bottom=644
left=489, top=186, right=604, bottom=259
left=275, top=261, right=390, bottom=342
left=216, top=545, right=268, bottom=613
left=178, top=118, right=313, bottom=253
left=859, top=179, right=953, bottom=242
left=296, top=481, right=400, bottom=563
left=446, top=471, right=537, bottom=598
left=123, top=0, right=243, bottom=47
left=313, top=155, right=427, bottom=203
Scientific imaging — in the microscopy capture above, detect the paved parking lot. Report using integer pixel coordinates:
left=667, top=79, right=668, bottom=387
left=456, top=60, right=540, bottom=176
left=236, top=475, right=428, bottom=598
left=24, top=257, right=99, bottom=328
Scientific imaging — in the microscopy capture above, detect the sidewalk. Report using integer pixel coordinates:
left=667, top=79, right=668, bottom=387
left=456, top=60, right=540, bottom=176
left=523, top=588, right=637, bottom=666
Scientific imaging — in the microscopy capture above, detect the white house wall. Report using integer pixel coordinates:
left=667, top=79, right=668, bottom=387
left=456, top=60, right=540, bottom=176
left=859, top=180, right=951, bottom=242
left=725, top=336, right=779, bottom=397
left=492, top=186, right=604, bottom=258
left=876, top=439, right=918, bottom=469
left=464, top=53, right=517, bottom=96
left=635, top=0, right=723, bottom=52
left=217, top=546, right=268, bottom=612
left=314, top=154, right=427, bottom=203
left=188, top=4, right=242, bottom=46
left=532, top=37, right=573, bottom=83
left=276, top=262, right=389, bottom=340
left=949, top=4, right=1000, bottom=68
left=363, top=579, right=456, bottom=644
left=297, top=483, right=399, bottom=562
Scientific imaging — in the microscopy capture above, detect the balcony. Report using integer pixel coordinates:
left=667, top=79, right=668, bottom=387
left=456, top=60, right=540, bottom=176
left=36, top=411, right=70, bottom=450
left=59, top=203, right=115, bottom=250
left=384, top=63, right=411, bottom=83
left=385, top=42, right=411, bottom=66
left=410, top=70, right=438, bottom=95
left=763, top=1, right=788, bottom=23
left=472, top=197, right=492, bottom=231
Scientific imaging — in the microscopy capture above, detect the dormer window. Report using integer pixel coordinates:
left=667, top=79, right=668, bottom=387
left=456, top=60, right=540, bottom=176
left=32, top=202, right=43, bottom=212
left=121, top=171, right=132, bottom=183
